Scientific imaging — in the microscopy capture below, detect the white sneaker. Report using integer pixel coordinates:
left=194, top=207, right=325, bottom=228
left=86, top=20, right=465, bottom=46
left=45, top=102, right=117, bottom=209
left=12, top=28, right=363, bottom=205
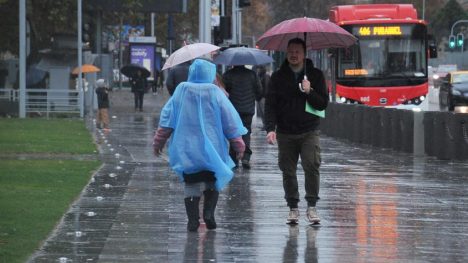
left=306, top=207, right=321, bottom=224
left=287, top=208, right=299, bottom=224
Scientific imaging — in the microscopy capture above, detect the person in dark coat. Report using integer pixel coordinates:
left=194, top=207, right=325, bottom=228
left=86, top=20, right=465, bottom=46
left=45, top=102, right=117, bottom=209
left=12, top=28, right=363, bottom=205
left=254, top=65, right=271, bottom=129
left=166, top=61, right=190, bottom=96
left=223, top=65, right=262, bottom=169
left=130, top=70, right=148, bottom=112
left=95, top=79, right=110, bottom=130
left=264, top=38, right=328, bottom=225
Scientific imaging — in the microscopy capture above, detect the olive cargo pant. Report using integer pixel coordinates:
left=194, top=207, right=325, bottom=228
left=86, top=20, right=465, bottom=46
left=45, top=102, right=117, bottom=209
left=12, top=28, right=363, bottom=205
left=277, top=130, right=321, bottom=208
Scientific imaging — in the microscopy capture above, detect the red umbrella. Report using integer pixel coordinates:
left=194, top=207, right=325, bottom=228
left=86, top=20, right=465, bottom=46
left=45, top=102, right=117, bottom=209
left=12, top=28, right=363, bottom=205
left=256, top=17, right=357, bottom=51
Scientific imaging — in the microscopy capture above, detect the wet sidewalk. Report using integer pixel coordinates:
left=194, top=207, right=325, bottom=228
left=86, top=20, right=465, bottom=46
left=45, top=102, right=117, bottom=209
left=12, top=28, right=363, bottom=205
left=29, top=88, right=468, bottom=263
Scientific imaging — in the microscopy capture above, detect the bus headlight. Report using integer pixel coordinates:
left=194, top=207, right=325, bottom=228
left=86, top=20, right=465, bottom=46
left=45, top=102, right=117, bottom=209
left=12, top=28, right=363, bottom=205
left=419, top=96, right=425, bottom=101
left=340, top=97, right=347, bottom=103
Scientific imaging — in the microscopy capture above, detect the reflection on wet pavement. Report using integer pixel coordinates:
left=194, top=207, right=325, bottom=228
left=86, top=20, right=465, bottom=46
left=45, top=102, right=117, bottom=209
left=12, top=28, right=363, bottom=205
left=28, top=90, right=468, bottom=262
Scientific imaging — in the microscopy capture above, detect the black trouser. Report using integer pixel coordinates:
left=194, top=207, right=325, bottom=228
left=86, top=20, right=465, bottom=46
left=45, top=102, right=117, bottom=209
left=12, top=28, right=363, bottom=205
left=134, top=91, right=144, bottom=110
left=229, top=113, right=253, bottom=163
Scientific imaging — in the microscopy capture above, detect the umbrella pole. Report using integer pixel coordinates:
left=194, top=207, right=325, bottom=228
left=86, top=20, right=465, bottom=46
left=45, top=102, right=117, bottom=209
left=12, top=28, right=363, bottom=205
left=303, top=32, right=307, bottom=79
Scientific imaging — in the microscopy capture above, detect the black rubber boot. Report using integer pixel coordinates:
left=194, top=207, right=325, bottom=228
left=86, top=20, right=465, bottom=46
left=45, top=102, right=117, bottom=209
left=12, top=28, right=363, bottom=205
left=203, top=189, right=219, bottom=230
left=184, top=197, right=200, bottom=232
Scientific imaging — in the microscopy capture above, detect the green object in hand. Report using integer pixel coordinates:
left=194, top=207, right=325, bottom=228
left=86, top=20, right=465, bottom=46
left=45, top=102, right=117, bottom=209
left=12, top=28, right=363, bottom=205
left=305, top=102, right=325, bottom=118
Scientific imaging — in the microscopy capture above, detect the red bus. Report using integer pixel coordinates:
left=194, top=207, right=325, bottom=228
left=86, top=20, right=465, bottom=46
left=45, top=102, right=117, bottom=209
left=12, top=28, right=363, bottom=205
left=328, top=4, right=435, bottom=106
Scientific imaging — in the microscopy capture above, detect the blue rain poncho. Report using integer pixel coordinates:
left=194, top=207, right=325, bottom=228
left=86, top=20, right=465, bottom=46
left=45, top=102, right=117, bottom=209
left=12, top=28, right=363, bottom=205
left=159, top=59, right=247, bottom=190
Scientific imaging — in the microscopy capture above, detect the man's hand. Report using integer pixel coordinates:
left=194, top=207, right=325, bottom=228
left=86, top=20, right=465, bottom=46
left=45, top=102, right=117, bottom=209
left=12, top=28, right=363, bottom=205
left=301, top=78, right=311, bottom=94
left=266, top=131, right=277, bottom=145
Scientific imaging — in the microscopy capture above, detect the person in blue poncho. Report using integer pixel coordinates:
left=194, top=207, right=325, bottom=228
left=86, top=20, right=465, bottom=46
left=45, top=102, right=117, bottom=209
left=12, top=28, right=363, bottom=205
left=153, top=59, right=247, bottom=232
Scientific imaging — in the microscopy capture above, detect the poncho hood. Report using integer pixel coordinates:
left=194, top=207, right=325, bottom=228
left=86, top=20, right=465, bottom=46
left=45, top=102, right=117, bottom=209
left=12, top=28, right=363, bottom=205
left=187, top=59, right=216, bottom=84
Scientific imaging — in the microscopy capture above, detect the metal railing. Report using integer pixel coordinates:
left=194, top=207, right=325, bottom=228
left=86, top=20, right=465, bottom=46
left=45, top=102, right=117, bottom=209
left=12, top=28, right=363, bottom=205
left=0, top=88, right=83, bottom=118
left=0, top=88, right=18, bottom=101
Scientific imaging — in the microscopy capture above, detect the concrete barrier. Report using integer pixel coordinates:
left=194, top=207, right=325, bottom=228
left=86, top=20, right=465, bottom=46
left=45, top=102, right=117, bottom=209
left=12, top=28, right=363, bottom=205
left=433, top=111, right=451, bottom=160
left=365, top=108, right=383, bottom=147
left=399, top=110, right=414, bottom=153
left=448, top=114, right=468, bottom=160
left=380, top=108, right=394, bottom=149
left=321, top=103, right=468, bottom=161
left=423, top=112, right=436, bottom=156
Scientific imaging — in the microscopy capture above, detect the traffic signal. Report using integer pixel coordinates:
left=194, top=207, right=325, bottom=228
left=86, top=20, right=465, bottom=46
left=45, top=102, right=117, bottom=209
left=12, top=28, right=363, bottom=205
left=449, top=35, right=456, bottom=49
left=213, top=26, right=223, bottom=46
left=457, top=33, right=464, bottom=47
left=82, top=22, right=93, bottom=50
left=238, top=0, right=251, bottom=7
left=220, top=16, right=232, bottom=39
left=82, top=23, right=90, bottom=41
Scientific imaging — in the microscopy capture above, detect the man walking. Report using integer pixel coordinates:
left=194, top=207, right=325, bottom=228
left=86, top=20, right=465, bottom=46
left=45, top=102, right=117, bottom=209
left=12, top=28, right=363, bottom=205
left=264, top=38, right=328, bottom=224
left=223, top=64, right=262, bottom=169
left=130, top=70, right=148, bottom=112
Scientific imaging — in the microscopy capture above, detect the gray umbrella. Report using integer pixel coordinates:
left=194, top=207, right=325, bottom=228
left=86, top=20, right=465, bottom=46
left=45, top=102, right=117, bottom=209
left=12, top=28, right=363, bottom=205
left=213, top=47, right=273, bottom=66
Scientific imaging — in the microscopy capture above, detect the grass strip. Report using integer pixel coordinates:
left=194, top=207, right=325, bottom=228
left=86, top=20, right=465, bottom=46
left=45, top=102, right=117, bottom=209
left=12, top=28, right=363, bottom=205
left=0, top=118, right=100, bottom=262
left=0, top=159, right=100, bottom=263
left=0, top=119, right=97, bottom=154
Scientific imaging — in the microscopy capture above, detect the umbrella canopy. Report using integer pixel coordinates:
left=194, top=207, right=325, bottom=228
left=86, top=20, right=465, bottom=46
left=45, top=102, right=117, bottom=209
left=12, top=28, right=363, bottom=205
left=256, top=17, right=357, bottom=51
left=162, top=43, right=220, bottom=70
left=120, top=64, right=151, bottom=79
left=72, top=64, right=100, bottom=75
left=213, top=47, right=273, bottom=66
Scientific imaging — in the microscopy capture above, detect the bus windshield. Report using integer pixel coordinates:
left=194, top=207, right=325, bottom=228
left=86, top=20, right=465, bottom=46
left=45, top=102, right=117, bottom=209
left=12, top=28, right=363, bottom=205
left=337, top=24, right=427, bottom=82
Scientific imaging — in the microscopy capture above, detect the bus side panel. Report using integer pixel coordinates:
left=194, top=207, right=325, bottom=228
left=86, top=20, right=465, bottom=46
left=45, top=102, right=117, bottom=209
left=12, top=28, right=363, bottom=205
left=336, top=83, right=428, bottom=106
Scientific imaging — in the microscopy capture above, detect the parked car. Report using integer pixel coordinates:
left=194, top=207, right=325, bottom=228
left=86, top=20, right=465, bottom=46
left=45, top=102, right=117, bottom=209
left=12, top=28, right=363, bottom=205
left=439, top=70, right=468, bottom=111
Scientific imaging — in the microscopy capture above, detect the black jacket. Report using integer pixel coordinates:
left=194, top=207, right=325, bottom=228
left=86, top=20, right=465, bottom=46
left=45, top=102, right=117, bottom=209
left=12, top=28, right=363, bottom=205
left=264, top=59, right=328, bottom=134
left=131, top=77, right=147, bottom=93
left=95, top=87, right=109, bottom=109
left=223, top=66, right=262, bottom=115
left=166, top=61, right=190, bottom=95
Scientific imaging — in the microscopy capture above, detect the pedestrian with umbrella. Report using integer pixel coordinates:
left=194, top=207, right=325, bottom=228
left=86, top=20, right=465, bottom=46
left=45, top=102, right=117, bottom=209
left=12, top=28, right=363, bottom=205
left=162, top=42, right=220, bottom=96
left=253, top=64, right=271, bottom=130
left=257, top=17, right=356, bottom=225
left=214, top=47, right=271, bottom=169
left=121, top=64, right=150, bottom=112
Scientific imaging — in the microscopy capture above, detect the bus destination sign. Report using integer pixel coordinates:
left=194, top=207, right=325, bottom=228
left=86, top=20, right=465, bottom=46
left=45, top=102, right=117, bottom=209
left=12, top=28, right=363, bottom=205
left=357, top=26, right=403, bottom=36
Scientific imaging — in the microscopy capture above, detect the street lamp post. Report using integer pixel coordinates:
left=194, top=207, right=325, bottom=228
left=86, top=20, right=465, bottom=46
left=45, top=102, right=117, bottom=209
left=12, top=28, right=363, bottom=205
left=77, top=0, right=84, bottom=117
left=19, top=0, right=26, bottom=118
left=422, top=0, right=425, bottom=20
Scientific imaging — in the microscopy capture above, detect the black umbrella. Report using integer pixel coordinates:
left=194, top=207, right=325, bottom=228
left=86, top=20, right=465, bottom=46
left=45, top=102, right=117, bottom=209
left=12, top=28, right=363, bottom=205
left=213, top=47, right=273, bottom=66
left=120, top=64, right=151, bottom=79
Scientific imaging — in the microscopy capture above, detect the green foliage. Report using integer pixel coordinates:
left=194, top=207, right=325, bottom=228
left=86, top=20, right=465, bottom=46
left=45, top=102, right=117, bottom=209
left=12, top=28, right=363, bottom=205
left=0, top=0, right=467, bottom=57
left=431, top=0, right=468, bottom=46
left=0, top=119, right=97, bottom=154
left=0, top=159, right=100, bottom=263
